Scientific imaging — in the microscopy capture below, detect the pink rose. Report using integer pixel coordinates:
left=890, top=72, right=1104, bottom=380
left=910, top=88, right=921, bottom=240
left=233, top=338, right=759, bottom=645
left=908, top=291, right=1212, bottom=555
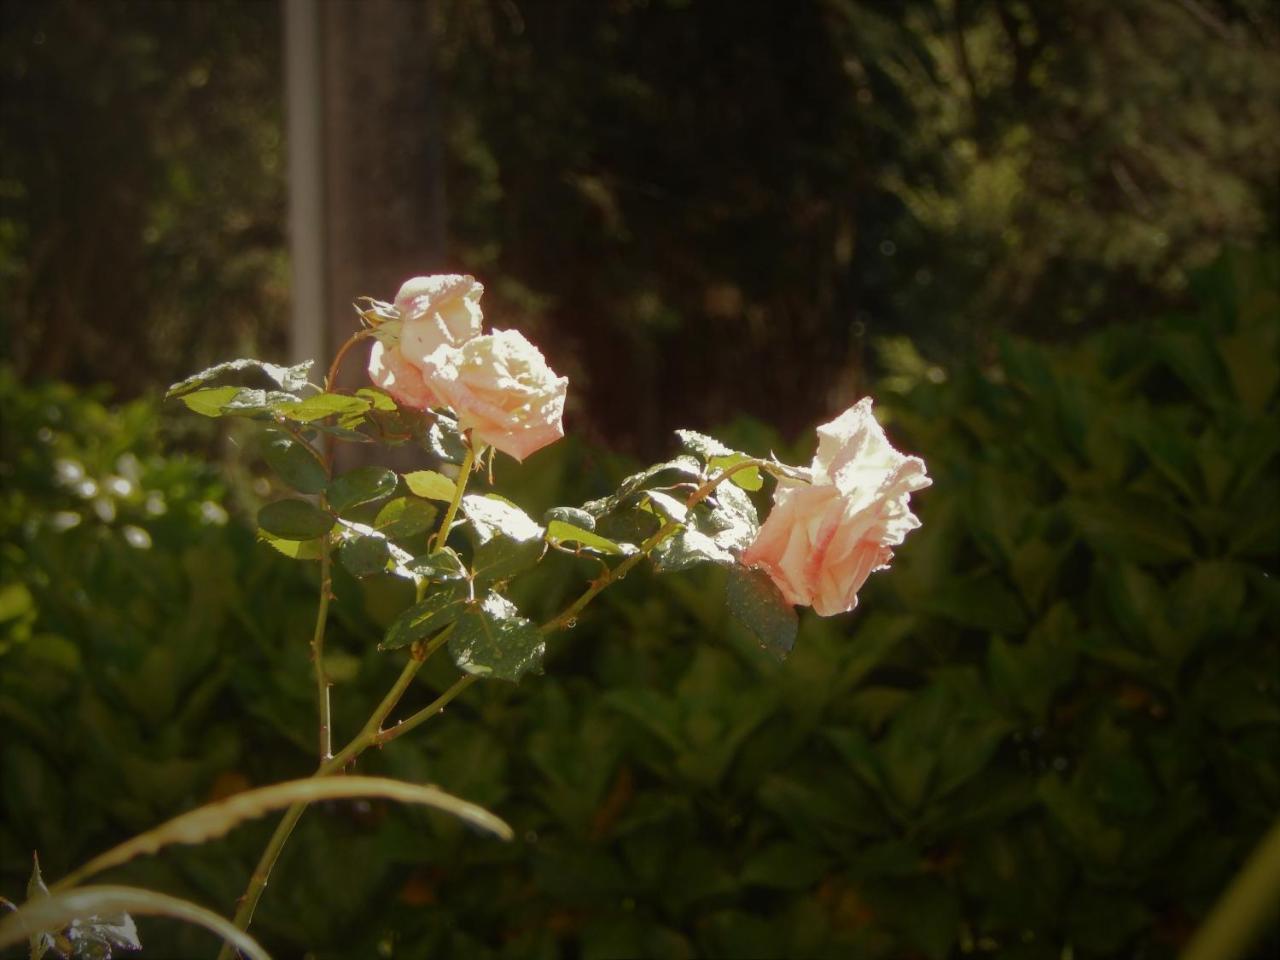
left=368, top=338, right=438, bottom=408
left=741, top=398, right=930, bottom=616
left=394, top=274, right=484, bottom=362
left=368, top=275, right=484, bottom=406
left=421, top=329, right=568, bottom=461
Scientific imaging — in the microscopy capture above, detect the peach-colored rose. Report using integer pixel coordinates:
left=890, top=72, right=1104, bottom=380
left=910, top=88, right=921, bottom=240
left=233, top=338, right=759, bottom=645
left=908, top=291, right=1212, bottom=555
left=741, top=398, right=930, bottom=616
left=368, top=338, right=438, bottom=408
left=368, top=275, right=484, bottom=407
left=421, top=329, right=567, bottom=461
left=395, top=274, right=484, bottom=363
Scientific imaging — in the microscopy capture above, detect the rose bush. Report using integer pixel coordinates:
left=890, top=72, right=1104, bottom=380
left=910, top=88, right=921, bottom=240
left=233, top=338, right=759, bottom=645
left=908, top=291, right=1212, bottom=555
left=741, top=398, right=930, bottom=615
left=3, top=274, right=934, bottom=959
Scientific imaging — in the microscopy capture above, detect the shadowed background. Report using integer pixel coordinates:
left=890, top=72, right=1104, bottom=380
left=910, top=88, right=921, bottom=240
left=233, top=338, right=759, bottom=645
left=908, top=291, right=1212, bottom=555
left=1, top=2, right=1278, bottom=959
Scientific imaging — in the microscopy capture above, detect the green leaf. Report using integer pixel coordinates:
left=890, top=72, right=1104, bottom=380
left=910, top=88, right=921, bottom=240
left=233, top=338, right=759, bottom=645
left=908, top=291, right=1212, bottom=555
left=257, top=531, right=326, bottom=560
left=543, top=506, right=597, bottom=530
left=545, top=520, right=632, bottom=556
left=709, top=453, right=763, bottom=491
left=177, top=386, right=241, bottom=418
left=651, top=528, right=734, bottom=572
left=356, top=387, right=398, bottom=411
left=166, top=357, right=313, bottom=397
left=262, top=432, right=327, bottom=494
left=726, top=566, right=798, bottom=658
left=1218, top=330, right=1279, bottom=414
left=379, top=585, right=467, bottom=650
left=257, top=499, right=334, bottom=540
left=1067, top=495, right=1195, bottom=565
left=428, top=416, right=469, bottom=464
left=617, top=457, right=703, bottom=499
left=463, top=494, right=544, bottom=543
left=739, top=843, right=831, bottom=890
left=0, top=887, right=263, bottom=960
left=339, top=535, right=391, bottom=578
left=448, top=593, right=545, bottom=682
left=326, top=466, right=397, bottom=513
left=373, top=496, right=437, bottom=540
left=675, top=429, right=737, bottom=459
left=642, top=490, right=688, bottom=524
left=277, top=392, right=371, bottom=423
left=924, top=573, right=1027, bottom=634
left=472, top=535, right=544, bottom=586
left=228, top=388, right=304, bottom=417
left=988, top=604, right=1078, bottom=721
left=704, top=482, right=760, bottom=551
left=407, top=548, right=468, bottom=581
left=403, top=469, right=457, bottom=502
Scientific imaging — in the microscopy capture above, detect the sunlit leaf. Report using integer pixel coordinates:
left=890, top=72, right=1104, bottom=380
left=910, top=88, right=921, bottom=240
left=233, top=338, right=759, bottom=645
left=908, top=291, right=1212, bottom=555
left=642, top=490, right=688, bottom=524
left=545, top=520, right=632, bottom=556
left=675, top=429, right=737, bottom=460
left=355, top=387, right=398, bottom=412
left=472, top=535, right=544, bottom=586
left=428, top=416, right=469, bottom=464
left=403, top=470, right=457, bottom=502
left=543, top=506, right=597, bottom=530
left=651, top=528, right=733, bottom=571
left=462, top=495, right=543, bottom=543
left=177, top=386, right=241, bottom=418
left=448, top=593, right=544, bottom=682
left=277, top=393, right=371, bottom=423
left=379, top=585, right=468, bottom=650
left=373, top=497, right=437, bottom=540
left=166, top=358, right=313, bottom=398
left=709, top=453, right=763, bottom=491
left=406, top=548, right=468, bottom=582
left=258, top=532, right=325, bottom=560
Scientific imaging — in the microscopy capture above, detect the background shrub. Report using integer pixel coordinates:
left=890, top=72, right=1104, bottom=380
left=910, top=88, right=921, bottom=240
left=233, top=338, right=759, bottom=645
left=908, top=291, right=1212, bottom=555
left=1, top=250, right=1276, bottom=958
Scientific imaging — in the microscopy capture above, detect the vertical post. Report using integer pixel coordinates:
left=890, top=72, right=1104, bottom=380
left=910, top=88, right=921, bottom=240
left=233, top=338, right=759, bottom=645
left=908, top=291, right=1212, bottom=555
left=284, top=0, right=327, bottom=371
left=320, top=0, right=447, bottom=394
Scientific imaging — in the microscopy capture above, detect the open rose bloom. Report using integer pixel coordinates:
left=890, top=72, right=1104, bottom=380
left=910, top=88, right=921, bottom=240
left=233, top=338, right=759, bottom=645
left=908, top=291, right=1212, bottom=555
left=369, top=274, right=567, bottom=461
left=741, top=398, right=930, bottom=616
left=422, top=329, right=567, bottom=462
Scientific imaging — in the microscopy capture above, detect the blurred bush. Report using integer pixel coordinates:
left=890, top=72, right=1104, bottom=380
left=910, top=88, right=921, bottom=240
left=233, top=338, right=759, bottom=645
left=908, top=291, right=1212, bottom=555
left=1, top=249, right=1277, bottom=958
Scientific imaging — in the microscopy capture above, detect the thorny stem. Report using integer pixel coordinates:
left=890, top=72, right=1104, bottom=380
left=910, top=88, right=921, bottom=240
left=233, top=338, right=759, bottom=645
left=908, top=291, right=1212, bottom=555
left=218, top=452, right=764, bottom=957
left=539, top=521, right=679, bottom=634
left=316, top=329, right=374, bottom=471
left=219, top=442, right=485, bottom=956
left=312, top=547, right=334, bottom=761
left=372, top=674, right=478, bottom=747
left=216, top=641, right=447, bottom=960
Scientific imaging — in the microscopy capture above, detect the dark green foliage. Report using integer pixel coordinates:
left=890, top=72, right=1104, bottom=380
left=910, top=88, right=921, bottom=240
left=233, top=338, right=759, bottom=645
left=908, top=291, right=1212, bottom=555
left=1, top=252, right=1277, bottom=958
